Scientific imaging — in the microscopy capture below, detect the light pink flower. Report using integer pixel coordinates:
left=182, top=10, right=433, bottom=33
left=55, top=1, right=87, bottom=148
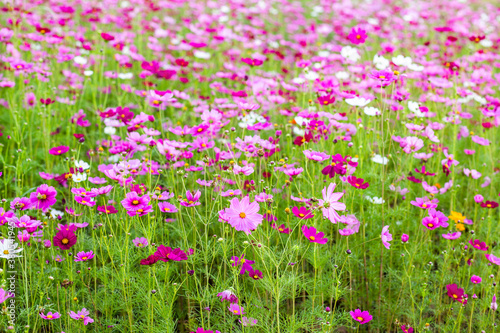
left=318, top=183, right=346, bottom=223
left=225, top=196, right=263, bottom=234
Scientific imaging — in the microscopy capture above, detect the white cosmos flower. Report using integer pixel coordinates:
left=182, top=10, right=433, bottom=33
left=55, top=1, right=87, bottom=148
left=118, top=73, right=133, bottom=79
left=84, top=70, right=93, bottom=76
left=194, top=51, right=210, bottom=59
left=50, top=209, right=64, bottom=219
left=407, top=63, right=424, bottom=71
left=104, top=126, right=117, bottom=135
left=74, top=56, right=87, bottom=65
left=75, top=160, right=90, bottom=170
left=72, top=173, right=87, bottom=183
left=304, top=71, right=319, bottom=81
left=340, top=46, right=360, bottom=62
left=0, top=239, right=23, bottom=259
left=371, top=154, right=389, bottom=165
left=392, top=55, right=412, bottom=67
left=345, top=97, right=371, bottom=107
left=366, top=196, right=385, bottom=204
left=238, top=112, right=266, bottom=129
left=292, top=77, right=305, bottom=84
left=335, top=71, right=349, bottom=80
left=364, top=106, right=381, bottom=116
left=408, top=101, right=426, bottom=117
left=373, top=54, right=390, bottom=70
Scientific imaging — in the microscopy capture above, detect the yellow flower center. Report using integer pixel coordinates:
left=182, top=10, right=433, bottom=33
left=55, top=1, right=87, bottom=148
left=47, top=315, right=53, bottom=319
left=62, top=238, right=69, bottom=244
left=3, top=250, right=9, bottom=255
left=309, top=236, right=315, bottom=241
left=299, top=213, right=304, bottom=217
left=239, top=212, right=246, bottom=218
left=132, top=200, right=139, bottom=205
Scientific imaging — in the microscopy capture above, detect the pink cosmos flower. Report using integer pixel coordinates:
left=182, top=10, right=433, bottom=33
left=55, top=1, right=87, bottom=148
left=233, top=165, right=254, bottom=176
left=228, top=303, right=245, bottom=315
left=486, top=253, right=500, bottom=266
left=381, top=225, right=392, bottom=249
left=39, top=311, right=60, bottom=320
left=303, top=149, right=330, bottom=162
left=180, top=190, right=201, bottom=207
left=350, top=309, right=372, bottom=324
left=69, top=308, right=94, bottom=325
left=121, top=192, right=150, bottom=211
left=217, top=289, right=238, bottom=303
left=225, top=197, right=263, bottom=234
left=471, top=135, right=490, bottom=146
left=302, top=225, right=328, bottom=244
left=442, top=232, right=461, bottom=240
left=402, top=137, right=424, bottom=153
left=74, top=251, right=95, bottom=262
left=348, top=27, right=367, bottom=44
left=132, top=237, right=149, bottom=247
left=470, top=275, right=482, bottom=284
left=221, top=189, right=242, bottom=197
left=292, top=206, right=314, bottom=219
left=154, top=245, right=188, bottom=262
left=29, top=184, right=57, bottom=212
left=158, top=202, right=178, bottom=213
left=318, top=183, right=346, bottom=223
left=75, top=196, right=96, bottom=207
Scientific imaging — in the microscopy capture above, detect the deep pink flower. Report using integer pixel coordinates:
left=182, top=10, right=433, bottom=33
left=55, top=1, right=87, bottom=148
left=74, top=251, right=94, bottom=262
left=302, top=225, right=328, bottom=244
left=446, top=284, right=467, bottom=304
left=469, top=239, right=488, bottom=251
left=49, top=145, right=69, bottom=155
left=53, top=229, right=77, bottom=250
left=40, top=311, right=61, bottom=320
left=291, top=206, right=314, bottom=219
left=349, top=309, right=372, bottom=324
left=348, top=27, right=367, bottom=44
left=121, top=192, right=150, bottom=211
left=217, top=290, right=238, bottom=303
left=347, top=176, right=369, bottom=189
left=271, top=223, right=290, bottom=234
left=180, top=190, right=201, bottom=207
left=470, top=275, right=482, bottom=284
left=30, top=184, right=57, bottom=212
left=480, top=201, right=498, bottom=209
left=154, top=245, right=188, bottom=262
left=228, top=303, right=244, bottom=315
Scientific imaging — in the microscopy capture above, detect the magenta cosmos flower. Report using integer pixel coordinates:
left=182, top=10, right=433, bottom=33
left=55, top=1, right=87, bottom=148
left=154, top=245, right=188, bottom=262
left=302, top=225, right=328, bottom=244
left=318, top=183, right=346, bottom=223
left=446, top=284, right=467, bottom=304
left=69, top=308, right=94, bottom=325
left=348, top=27, right=367, bottom=44
left=469, top=239, right=488, bottom=251
left=347, top=176, right=369, bottom=189
left=350, top=309, right=372, bottom=324
left=225, top=196, right=263, bottom=234
left=180, top=190, right=201, bottom=207
left=292, top=206, right=314, bottom=219
left=470, top=275, right=482, bottom=284
left=121, top=191, right=150, bottom=211
left=49, top=145, right=69, bottom=155
left=381, top=225, right=392, bottom=249
left=53, top=229, right=77, bottom=250
left=29, top=184, right=57, bottom=212
left=74, top=251, right=94, bottom=262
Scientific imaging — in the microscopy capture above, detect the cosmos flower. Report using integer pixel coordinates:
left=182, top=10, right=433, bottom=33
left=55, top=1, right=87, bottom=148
left=40, top=311, right=61, bottom=320
left=302, top=225, right=328, bottom=244
left=74, top=251, right=95, bottom=262
left=318, top=183, right=346, bottom=223
left=53, top=229, right=77, bottom=250
left=381, top=225, right=392, bottom=249
left=29, top=184, right=57, bottom=212
left=225, top=196, right=263, bottom=234
left=350, top=309, right=372, bottom=324
left=69, top=308, right=94, bottom=325
left=228, top=303, right=244, bottom=315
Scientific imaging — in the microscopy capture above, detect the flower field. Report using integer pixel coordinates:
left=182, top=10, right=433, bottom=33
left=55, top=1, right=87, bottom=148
left=0, top=0, right=499, bottom=332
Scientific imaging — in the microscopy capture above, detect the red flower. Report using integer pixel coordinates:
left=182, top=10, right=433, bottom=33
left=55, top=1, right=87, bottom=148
left=469, top=35, right=485, bottom=43
left=53, top=230, right=77, bottom=250
left=140, top=254, right=160, bottom=266
left=36, top=26, right=51, bottom=34
left=175, top=58, right=189, bottom=67
left=480, top=201, right=498, bottom=209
